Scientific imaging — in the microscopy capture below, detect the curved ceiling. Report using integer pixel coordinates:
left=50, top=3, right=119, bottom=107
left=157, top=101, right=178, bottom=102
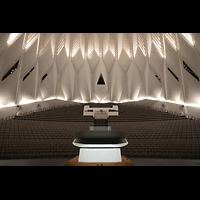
left=0, top=33, right=200, bottom=109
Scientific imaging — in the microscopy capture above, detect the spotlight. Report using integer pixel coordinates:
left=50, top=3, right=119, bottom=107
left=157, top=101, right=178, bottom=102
left=16, top=105, right=22, bottom=116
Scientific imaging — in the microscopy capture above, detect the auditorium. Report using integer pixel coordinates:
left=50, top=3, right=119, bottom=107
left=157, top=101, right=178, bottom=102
left=0, top=33, right=200, bottom=166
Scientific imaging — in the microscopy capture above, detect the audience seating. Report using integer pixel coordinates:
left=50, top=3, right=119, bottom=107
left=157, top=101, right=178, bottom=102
left=0, top=103, right=200, bottom=160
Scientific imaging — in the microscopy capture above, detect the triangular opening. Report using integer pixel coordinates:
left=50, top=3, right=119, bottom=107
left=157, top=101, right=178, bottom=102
left=97, top=73, right=105, bottom=85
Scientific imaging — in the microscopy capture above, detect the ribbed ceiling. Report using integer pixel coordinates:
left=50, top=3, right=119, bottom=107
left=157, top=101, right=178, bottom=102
left=0, top=33, right=200, bottom=115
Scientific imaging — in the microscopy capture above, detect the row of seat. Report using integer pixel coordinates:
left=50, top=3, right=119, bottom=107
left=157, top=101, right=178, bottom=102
left=13, top=103, right=186, bottom=122
left=0, top=103, right=200, bottom=160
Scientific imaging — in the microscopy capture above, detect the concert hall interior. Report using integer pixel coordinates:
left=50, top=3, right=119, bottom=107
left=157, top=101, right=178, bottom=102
left=0, top=33, right=200, bottom=166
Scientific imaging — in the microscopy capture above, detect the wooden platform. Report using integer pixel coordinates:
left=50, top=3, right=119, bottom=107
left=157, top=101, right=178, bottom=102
left=65, top=155, right=134, bottom=166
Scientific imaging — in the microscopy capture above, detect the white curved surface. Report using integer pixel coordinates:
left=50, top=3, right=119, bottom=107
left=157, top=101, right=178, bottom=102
left=73, top=139, right=128, bottom=148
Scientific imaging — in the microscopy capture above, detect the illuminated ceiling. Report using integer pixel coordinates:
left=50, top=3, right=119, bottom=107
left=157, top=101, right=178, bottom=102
left=0, top=33, right=200, bottom=109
